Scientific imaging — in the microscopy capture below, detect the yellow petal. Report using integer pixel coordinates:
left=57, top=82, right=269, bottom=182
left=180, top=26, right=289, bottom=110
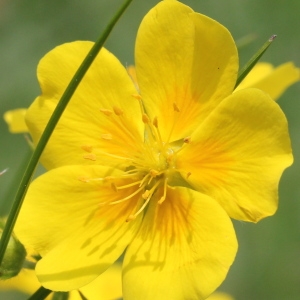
left=27, top=41, right=144, bottom=170
left=236, top=62, right=300, bottom=100
left=123, top=187, right=237, bottom=300
left=3, top=109, right=28, bottom=133
left=176, top=88, right=293, bottom=222
left=135, top=0, right=238, bottom=142
left=15, top=165, right=143, bottom=291
left=78, top=263, right=122, bottom=300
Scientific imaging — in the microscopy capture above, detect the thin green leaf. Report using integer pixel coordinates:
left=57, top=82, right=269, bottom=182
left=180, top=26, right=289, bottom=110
left=0, top=0, right=134, bottom=265
left=235, top=34, right=277, bottom=89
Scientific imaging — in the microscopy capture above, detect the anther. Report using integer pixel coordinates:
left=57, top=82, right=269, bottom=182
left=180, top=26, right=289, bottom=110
left=150, top=169, right=159, bottom=177
left=100, top=108, right=113, bottom=116
left=79, top=176, right=111, bottom=183
left=78, top=177, right=89, bottom=182
left=132, top=94, right=142, bottom=100
left=101, top=133, right=112, bottom=140
left=111, top=182, right=118, bottom=192
left=104, top=176, right=114, bottom=181
left=148, top=171, right=161, bottom=185
left=142, top=113, right=150, bottom=124
left=126, top=215, right=136, bottom=222
left=153, top=117, right=158, bottom=128
left=158, top=179, right=168, bottom=205
left=83, top=153, right=97, bottom=161
left=186, top=172, right=191, bottom=179
left=173, top=102, right=180, bottom=112
left=81, top=145, right=93, bottom=153
left=126, top=184, right=156, bottom=222
left=183, top=136, right=191, bottom=143
left=113, top=106, right=123, bottom=116
left=167, top=153, right=174, bottom=163
left=142, top=190, right=150, bottom=199
left=157, top=198, right=164, bottom=204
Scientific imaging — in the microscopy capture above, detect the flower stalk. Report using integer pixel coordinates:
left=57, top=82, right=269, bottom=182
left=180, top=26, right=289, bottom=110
left=27, top=286, right=52, bottom=300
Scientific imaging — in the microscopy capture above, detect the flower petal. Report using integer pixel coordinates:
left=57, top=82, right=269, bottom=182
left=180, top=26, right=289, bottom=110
left=79, top=263, right=122, bottom=300
left=123, top=187, right=237, bottom=300
left=236, top=62, right=300, bottom=100
left=176, top=88, right=293, bottom=222
left=15, top=165, right=143, bottom=290
left=27, top=41, right=144, bottom=170
left=135, top=0, right=238, bottom=142
left=3, top=109, right=28, bottom=133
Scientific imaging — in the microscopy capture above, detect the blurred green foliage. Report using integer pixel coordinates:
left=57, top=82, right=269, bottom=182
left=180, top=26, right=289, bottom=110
left=0, top=0, right=299, bottom=299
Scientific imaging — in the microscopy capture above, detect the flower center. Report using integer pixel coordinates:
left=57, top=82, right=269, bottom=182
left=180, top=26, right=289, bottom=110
left=80, top=97, right=189, bottom=222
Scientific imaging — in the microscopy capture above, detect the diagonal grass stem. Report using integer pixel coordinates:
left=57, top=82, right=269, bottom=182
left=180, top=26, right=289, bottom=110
left=0, top=0, right=134, bottom=265
left=235, top=34, right=277, bottom=89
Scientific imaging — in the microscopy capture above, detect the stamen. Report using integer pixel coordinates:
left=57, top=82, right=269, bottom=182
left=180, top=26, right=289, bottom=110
left=107, top=184, right=146, bottom=206
left=100, top=108, right=113, bottom=116
left=132, top=94, right=142, bottom=100
left=123, top=169, right=140, bottom=175
left=152, top=116, right=164, bottom=150
left=78, top=176, right=112, bottom=183
left=153, top=117, right=158, bottom=128
left=78, top=177, right=89, bottom=182
left=158, top=178, right=168, bottom=204
left=148, top=169, right=162, bottom=185
left=142, top=190, right=150, bottom=199
left=126, top=194, right=151, bottom=222
left=173, top=102, right=180, bottom=112
left=111, top=182, right=118, bottom=192
left=166, top=103, right=181, bottom=144
left=100, top=104, right=143, bottom=151
left=183, top=136, right=191, bottom=143
left=126, top=180, right=161, bottom=222
left=142, top=113, right=150, bottom=124
left=116, top=180, right=143, bottom=189
left=101, top=133, right=112, bottom=140
left=166, top=152, right=174, bottom=164
left=83, top=153, right=97, bottom=161
left=113, top=106, right=123, bottom=116
left=81, top=145, right=93, bottom=152
left=150, top=169, right=160, bottom=177
left=186, top=172, right=191, bottom=179
left=93, top=150, right=134, bottom=163
left=139, top=173, right=151, bottom=187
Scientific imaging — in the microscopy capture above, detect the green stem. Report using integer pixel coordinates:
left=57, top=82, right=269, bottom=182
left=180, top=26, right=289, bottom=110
left=0, top=0, right=133, bottom=265
left=235, top=34, right=277, bottom=89
left=27, top=286, right=52, bottom=300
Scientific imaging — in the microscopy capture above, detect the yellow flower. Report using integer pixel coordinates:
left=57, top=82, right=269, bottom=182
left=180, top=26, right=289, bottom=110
left=236, top=62, right=299, bottom=100
left=4, top=62, right=298, bottom=136
left=0, top=264, right=122, bottom=300
left=15, top=0, right=292, bottom=299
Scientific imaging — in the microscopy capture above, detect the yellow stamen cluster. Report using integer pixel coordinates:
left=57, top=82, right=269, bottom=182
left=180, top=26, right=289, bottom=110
left=80, top=100, right=191, bottom=222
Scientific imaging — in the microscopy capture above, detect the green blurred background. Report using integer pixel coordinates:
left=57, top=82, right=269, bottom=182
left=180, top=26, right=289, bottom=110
left=0, top=0, right=299, bottom=299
